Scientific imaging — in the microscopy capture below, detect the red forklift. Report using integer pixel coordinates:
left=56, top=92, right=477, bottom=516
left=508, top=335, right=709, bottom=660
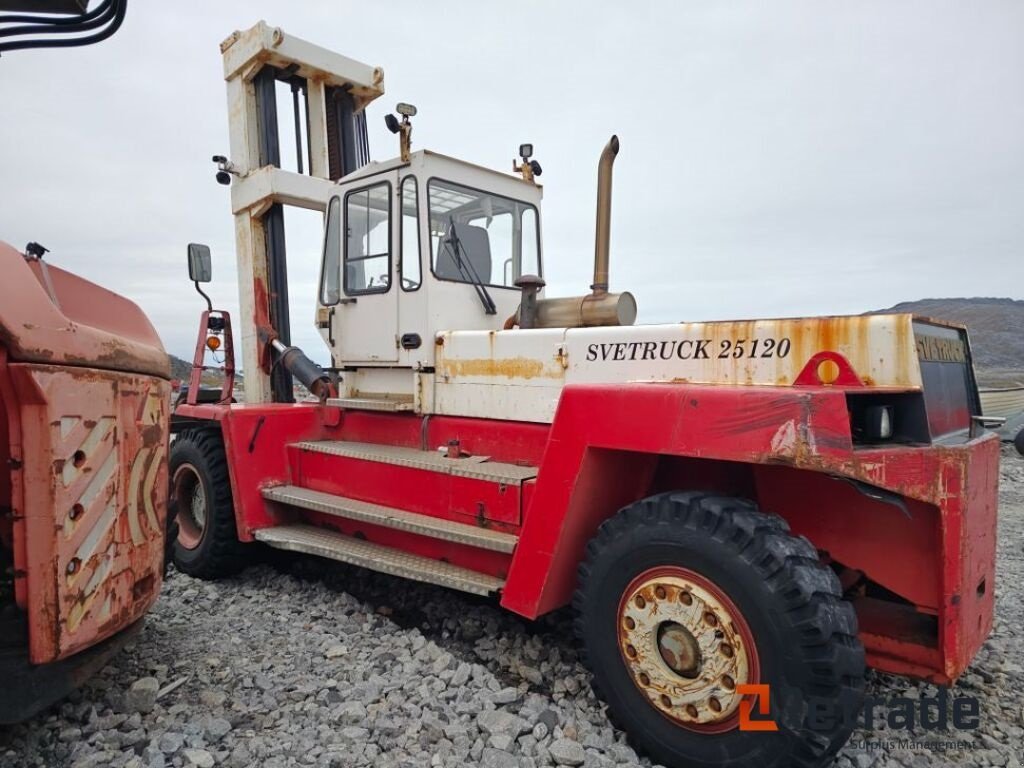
left=171, top=22, right=1001, bottom=768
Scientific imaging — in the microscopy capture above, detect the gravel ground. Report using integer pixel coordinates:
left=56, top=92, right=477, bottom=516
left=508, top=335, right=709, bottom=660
left=1, top=447, right=1022, bottom=768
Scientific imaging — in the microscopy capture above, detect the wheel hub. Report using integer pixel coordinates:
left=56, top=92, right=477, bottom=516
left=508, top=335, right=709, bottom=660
left=617, top=568, right=758, bottom=732
left=172, top=464, right=207, bottom=550
left=190, top=482, right=207, bottom=528
left=657, top=621, right=701, bottom=678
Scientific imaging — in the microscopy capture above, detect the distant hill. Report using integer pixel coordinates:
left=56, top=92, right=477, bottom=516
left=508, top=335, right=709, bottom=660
left=169, top=353, right=241, bottom=387
left=169, top=354, right=192, bottom=383
left=874, top=298, right=1024, bottom=386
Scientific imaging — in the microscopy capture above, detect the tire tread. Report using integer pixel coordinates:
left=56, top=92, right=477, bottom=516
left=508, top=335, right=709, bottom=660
left=572, top=491, right=865, bottom=768
left=169, top=430, right=247, bottom=579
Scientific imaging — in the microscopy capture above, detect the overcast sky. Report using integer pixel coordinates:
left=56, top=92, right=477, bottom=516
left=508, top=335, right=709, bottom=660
left=2, top=1, right=1022, bottom=363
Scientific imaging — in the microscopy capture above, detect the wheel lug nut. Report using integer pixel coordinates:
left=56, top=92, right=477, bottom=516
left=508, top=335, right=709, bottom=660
left=709, top=697, right=722, bottom=713
left=624, top=617, right=636, bottom=630
left=720, top=643, right=734, bottom=658
left=626, top=644, right=637, bottom=659
left=703, top=612, right=718, bottom=627
left=654, top=585, right=667, bottom=600
left=639, top=672, right=650, bottom=686
left=679, top=591, right=693, bottom=606
left=635, top=595, right=646, bottom=609
left=685, top=704, right=699, bottom=718
left=721, top=675, right=735, bottom=690
left=660, top=694, right=672, bottom=708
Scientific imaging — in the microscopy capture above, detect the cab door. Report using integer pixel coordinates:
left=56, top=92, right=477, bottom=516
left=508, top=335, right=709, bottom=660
left=328, top=174, right=400, bottom=363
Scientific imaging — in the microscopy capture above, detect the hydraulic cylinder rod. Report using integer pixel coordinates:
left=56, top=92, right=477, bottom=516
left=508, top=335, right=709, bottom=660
left=269, top=338, right=333, bottom=400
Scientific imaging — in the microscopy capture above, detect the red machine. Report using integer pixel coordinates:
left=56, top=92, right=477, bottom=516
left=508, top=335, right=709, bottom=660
left=0, top=242, right=170, bottom=722
left=1, top=0, right=171, bottom=723
left=170, top=23, right=1000, bottom=768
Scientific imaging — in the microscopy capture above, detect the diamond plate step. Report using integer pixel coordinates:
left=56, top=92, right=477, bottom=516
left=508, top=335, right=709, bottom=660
left=326, top=396, right=414, bottom=412
left=293, top=440, right=538, bottom=484
left=263, top=485, right=518, bottom=554
left=254, top=524, right=505, bottom=596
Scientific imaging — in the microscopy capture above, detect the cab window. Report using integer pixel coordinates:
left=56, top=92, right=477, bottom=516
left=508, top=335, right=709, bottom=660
left=319, top=195, right=342, bottom=305
left=344, top=182, right=391, bottom=295
left=400, top=176, right=421, bottom=290
left=427, top=179, right=541, bottom=289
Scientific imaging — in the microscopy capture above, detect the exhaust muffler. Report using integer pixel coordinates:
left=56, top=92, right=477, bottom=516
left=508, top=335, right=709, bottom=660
left=516, top=135, right=636, bottom=329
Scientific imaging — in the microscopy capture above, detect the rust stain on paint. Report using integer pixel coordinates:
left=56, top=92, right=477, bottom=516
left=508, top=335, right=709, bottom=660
left=439, top=356, right=563, bottom=381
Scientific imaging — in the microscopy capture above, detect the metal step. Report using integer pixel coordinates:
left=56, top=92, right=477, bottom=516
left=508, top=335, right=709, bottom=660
left=254, top=524, right=505, bottom=596
left=326, top=396, right=414, bottom=412
left=293, top=440, right=538, bottom=484
left=263, top=485, right=518, bottom=554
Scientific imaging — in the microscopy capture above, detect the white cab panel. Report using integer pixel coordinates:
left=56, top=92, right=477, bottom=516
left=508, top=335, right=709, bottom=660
left=434, top=329, right=567, bottom=423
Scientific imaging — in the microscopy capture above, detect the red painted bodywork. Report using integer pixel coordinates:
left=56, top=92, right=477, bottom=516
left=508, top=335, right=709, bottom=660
left=175, top=381, right=998, bottom=686
left=0, top=241, right=170, bottom=669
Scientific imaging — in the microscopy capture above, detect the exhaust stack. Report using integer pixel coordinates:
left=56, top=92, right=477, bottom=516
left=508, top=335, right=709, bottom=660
left=515, top=135, right=636, bottom=330
left=592, top=135, right=619, bottom=294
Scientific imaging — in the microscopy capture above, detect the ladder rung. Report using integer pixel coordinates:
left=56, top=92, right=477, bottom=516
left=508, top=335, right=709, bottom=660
left=292, top=440, right=538, bottom=484
left=263, top=485, right=518, bottom=553
left=254, top=524, right=505, bottom=596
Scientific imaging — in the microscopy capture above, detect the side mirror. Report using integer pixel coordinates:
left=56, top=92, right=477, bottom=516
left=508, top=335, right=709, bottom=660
left=187, top=243, right=212, bottom=283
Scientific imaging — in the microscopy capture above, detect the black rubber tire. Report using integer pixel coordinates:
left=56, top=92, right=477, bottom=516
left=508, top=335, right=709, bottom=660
left=163, top=502, right=178, bottom=577
left=168, top=430, right=247, bottom=579
left=573, top=491, right=865, bottom=768
left=1015, top=428, right=1024, bottom=457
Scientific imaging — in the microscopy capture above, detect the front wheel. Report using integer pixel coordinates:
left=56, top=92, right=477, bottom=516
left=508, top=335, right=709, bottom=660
left=168, top=430, right=247, bottom=579
left=573, top=492, right=865, bottom=768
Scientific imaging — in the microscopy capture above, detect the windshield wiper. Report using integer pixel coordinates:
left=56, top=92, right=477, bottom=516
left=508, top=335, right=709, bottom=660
left=447, top=216, right=496, bottom=315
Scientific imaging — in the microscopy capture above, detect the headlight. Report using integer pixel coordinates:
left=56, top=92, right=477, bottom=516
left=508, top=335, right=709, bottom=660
left=863, top=405, right=894, bottom=441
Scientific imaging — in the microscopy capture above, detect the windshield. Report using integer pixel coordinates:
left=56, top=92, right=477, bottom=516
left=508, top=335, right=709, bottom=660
left=428, top=179, right=540, bottom=289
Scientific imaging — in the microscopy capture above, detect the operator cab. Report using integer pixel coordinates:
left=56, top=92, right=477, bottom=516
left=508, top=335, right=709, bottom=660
left=316, top=147, right=543, bottom=370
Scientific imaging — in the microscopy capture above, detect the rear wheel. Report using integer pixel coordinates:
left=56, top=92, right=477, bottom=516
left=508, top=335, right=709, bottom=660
left=169, top=430, right=247, bottom=579
left=573, top=492, right=865, bottom=768
left=1015, top=428, right=1024, bottom=457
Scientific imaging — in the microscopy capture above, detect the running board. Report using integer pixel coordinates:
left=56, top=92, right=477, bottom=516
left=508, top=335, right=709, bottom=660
left=292, top=440, right=538, bottom=484
left=263, top=485, right=518, bottom=554
left=254, top=524, right=505, bottom=596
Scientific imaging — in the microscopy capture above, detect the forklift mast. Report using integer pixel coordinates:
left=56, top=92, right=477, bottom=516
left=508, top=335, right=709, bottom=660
left=218, top=21, right=383, bottom=403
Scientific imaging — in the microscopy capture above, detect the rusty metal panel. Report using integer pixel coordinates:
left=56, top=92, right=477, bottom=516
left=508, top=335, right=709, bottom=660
left=434, top=329, right=567, bottom=423
left=566, top=314, right=923, bottom=390
left=11, top=364, right=168, bottom=664
left=0, top=242, right=169, bottom=380
left=433, top=314, right=925, bottom=423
